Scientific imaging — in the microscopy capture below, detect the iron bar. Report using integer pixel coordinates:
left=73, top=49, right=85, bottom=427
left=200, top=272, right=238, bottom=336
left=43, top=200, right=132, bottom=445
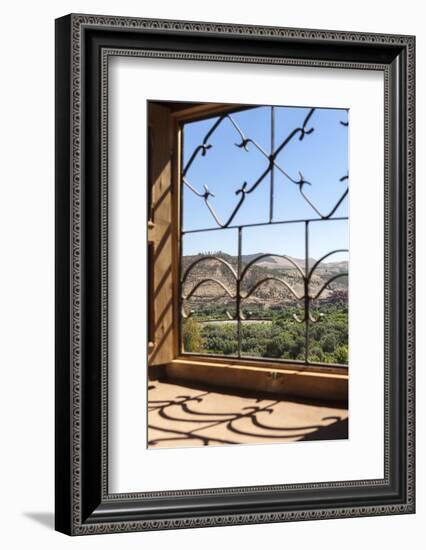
left=181, top=215, right=348, bottom=236
left=269, top=105, right=275, bottom=223
left=237, top=227, right=242, bottom=358
left=304, top=221, right=310, bottom=363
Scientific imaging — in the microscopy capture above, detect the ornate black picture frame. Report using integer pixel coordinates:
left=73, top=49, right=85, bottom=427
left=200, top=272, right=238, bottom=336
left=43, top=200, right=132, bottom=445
left=55, top=13, right=415, bottom=535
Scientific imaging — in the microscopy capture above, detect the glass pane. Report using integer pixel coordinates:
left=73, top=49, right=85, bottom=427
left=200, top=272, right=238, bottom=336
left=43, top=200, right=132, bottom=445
left=180, top=103, right=349, bottom=366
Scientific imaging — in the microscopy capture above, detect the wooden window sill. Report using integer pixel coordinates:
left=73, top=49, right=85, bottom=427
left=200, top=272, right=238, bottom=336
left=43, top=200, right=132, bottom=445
left=166, top=357, right=348, bottom=404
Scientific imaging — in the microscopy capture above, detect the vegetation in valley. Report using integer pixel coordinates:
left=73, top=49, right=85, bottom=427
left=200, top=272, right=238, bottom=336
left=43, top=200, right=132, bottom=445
left=181, top=251, right=348, bottom=365
left=183, top=303, right=348, bottom=365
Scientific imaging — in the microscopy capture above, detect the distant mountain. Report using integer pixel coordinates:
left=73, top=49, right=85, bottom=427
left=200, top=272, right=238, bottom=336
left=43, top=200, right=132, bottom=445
left=184, top=251, right=348, bottom=272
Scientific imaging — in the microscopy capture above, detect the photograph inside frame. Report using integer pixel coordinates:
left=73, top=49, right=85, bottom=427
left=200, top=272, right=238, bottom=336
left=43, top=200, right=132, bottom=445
left=147, top=100, right=349, bottom=449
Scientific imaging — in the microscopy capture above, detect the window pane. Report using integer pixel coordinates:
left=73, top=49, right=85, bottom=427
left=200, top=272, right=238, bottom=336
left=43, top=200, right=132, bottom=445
left=180, top=104, right=349, bottom=366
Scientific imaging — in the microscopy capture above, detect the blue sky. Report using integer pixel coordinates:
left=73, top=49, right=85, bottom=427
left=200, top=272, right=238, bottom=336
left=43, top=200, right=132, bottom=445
left=182, top=105, right=349, bottom=261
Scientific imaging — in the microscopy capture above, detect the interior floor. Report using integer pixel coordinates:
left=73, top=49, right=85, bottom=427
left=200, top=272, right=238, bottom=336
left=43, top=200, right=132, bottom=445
left=147, top=379, right=348, bottom=449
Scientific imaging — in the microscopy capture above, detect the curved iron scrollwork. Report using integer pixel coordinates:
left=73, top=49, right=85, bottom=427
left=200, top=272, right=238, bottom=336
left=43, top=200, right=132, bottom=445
left=182, top=250, right=348, bottom=326
left=182, top=107, right=349, bottom=227
left=180, top=105, right=349, bottom=364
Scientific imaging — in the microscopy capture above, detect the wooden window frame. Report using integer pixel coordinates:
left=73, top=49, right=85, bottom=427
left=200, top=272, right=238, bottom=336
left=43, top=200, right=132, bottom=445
left=147, top=100, right=348, bottom=401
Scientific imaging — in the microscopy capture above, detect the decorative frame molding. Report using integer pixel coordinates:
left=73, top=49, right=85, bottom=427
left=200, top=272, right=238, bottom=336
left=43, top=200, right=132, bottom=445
left=55, top=13, right=415, bottom=535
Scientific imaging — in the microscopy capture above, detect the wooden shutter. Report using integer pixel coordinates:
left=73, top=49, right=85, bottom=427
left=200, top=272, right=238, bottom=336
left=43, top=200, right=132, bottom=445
left=147, top=103, right=178, bottom=367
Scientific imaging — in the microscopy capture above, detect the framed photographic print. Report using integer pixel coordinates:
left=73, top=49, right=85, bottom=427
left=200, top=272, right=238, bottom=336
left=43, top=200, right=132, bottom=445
left=55, top=14, right=415, bottom=535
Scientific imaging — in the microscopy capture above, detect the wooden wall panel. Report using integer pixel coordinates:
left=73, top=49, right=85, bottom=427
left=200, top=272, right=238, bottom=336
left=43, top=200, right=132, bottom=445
left=148, top=104, right=175, bottom=366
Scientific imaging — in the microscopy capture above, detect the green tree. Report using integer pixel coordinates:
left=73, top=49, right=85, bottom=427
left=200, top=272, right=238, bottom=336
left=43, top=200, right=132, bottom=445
left=322, top=334, right=337, bottom=353
left=265, top=333, right=294, bottom=358
left=309, top=345, right=325, bottom=362
left=334, top=345, right=348, bottom=364
left=182, top=318, right=204, bottom=352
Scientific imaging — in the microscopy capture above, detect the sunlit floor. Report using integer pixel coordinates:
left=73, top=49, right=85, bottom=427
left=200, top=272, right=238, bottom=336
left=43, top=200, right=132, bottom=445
left=147, top=380, right=348, bottom=449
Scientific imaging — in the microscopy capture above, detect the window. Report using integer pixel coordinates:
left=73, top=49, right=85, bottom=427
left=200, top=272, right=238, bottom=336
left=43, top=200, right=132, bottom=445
left=147, top=101, right=349, bottom=378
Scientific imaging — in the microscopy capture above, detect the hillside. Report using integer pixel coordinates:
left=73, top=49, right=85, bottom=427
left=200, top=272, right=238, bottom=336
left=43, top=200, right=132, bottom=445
left=181, top=251, right=348, bottom=312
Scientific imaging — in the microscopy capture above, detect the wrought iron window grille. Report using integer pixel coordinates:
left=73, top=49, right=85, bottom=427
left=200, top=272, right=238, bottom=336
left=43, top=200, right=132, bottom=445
left=180, top=105, right=349, bottom=366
